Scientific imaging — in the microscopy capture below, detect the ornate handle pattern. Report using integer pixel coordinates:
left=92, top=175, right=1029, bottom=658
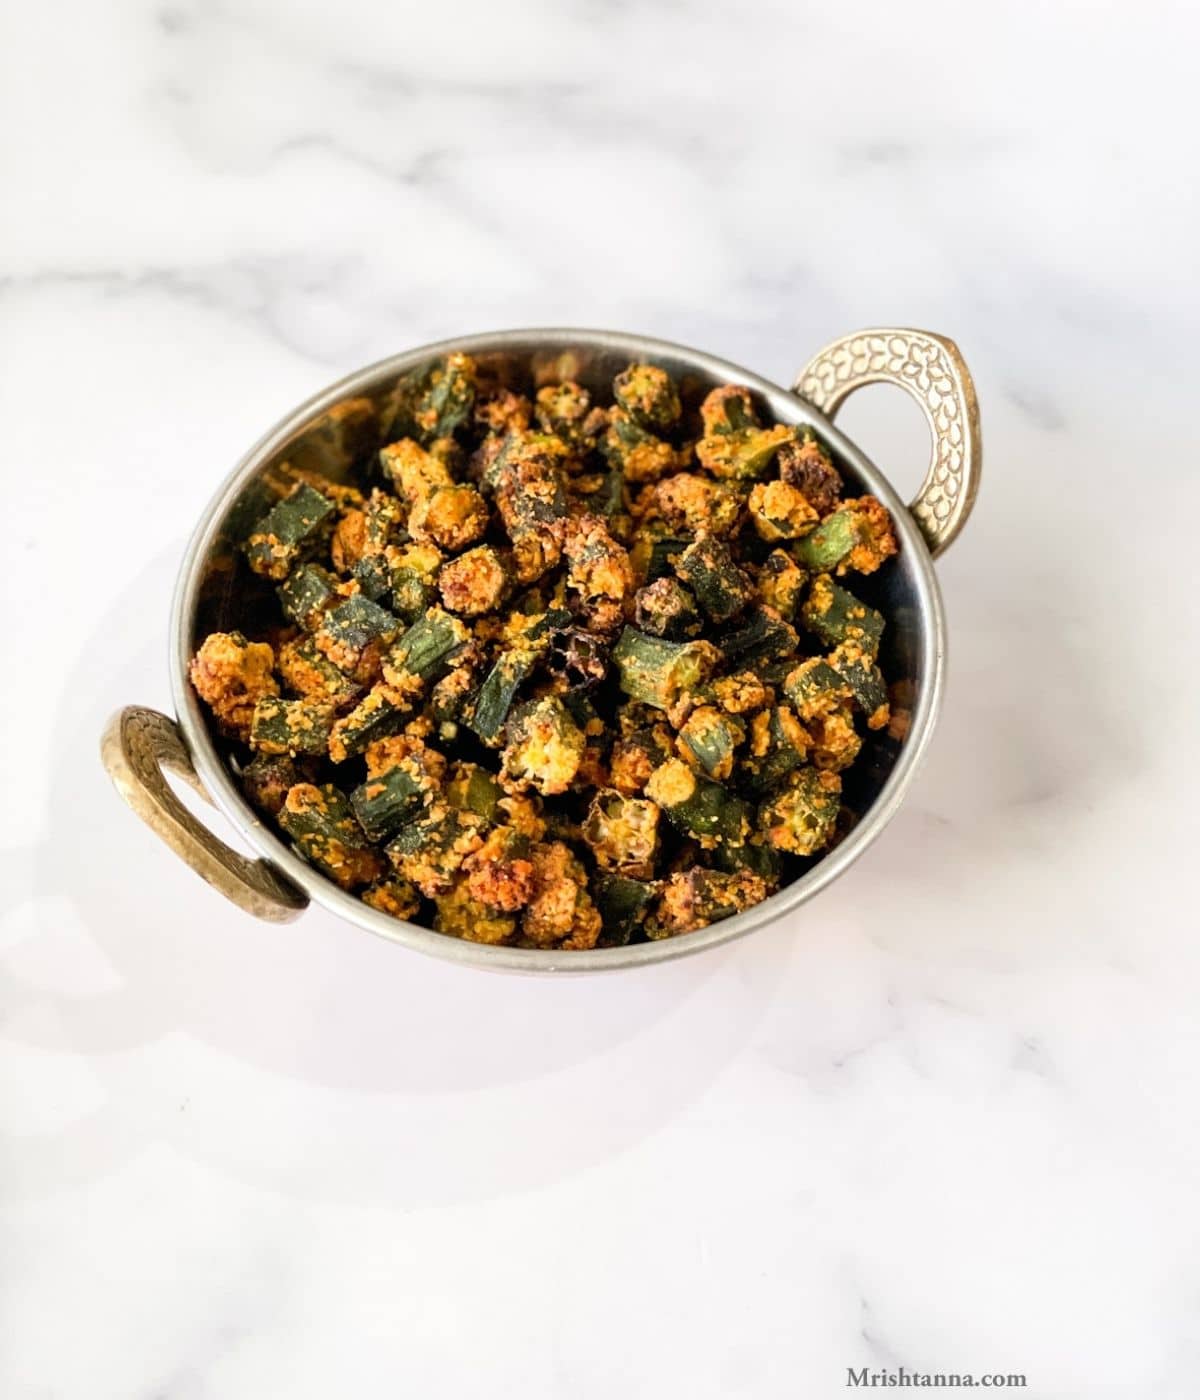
left=793, top=328, right=981, bottom=558
left=100, top=706, right=308, bottom=923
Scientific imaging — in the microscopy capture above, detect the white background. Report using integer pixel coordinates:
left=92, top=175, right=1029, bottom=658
left=3, top=2, right=1199, bottom=1396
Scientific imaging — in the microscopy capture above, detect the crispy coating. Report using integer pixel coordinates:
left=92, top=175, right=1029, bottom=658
left=778, top=432, right=842, bottom=515
left=650, top=867, right=769, bottom=938
left=464, top=825, right=535, bottom=912
left=439, top=545, right=512, bottom=617
left=521, top=842, right=602, bottom=949
left=502, top=697, right=585, bottom=796
left=362, top=876, right=422, bottom=921
left=748, top=480, right=820, bottom=541
left=563, top=514, right=634, bottom=635
left=189, top=632, right=278, bottom=739
left=409, top=484, right=489, bottom=552
left=639, top=473, right=742, bottom=537
left=280, top=783, right=384, bottom=889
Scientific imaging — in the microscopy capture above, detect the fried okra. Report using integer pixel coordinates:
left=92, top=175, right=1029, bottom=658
left=191, top=352, right=901, bottom=948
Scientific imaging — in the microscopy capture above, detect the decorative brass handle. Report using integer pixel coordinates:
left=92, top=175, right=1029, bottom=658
left=100, top=706, right=309, bottom=922
left=793, top=328, right=982, bottom=558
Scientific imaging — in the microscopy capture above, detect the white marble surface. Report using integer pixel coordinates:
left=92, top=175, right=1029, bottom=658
left=3, top=1, right=1199, bottom=1395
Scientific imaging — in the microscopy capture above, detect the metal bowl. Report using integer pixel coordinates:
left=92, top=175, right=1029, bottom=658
left=102, top=327, right=981, bottom=972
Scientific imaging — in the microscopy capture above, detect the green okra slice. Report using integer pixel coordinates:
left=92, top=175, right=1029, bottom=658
left=674, top=537, right=754, bottom=623
left=782, top=656, right=851, bottom=719
left=249, top=696, right=335, bottom=757
left=467, top=648, right=537, bottom=745
left=387, top=801, right=484, bottom=899
left=327, top=684, right=413, bottom=763
left=382, top=607, right=470, bottom=687
left=828, top=642, right=889, bottom=728
left=535, top=381, right=604, bottom=452
left=582, top=789, right=661, bottom=879
left=713, top=838, right=784, bottom=884
left=278, top=783, right=383, bottom=889
left=799, top=574, right=885, bottom=655
left=612, top=628, right=721, bottom=712
left=645, top=759, right=751, bottom=848
left=278, top=637, right=363, bottom=709
left=389, top=353, right=477, bottom=444
left=244, top=483, right=335, bottom=580
left=742, top=706, right=809, bottom=796
left=633, top=577, right=702, bottom=640
left=501, top=697, right=585, bottom=796
left=756, top=549, right=808, bottom=622
left=631, top=532, right=692, bottom=584
left=647, top=866, right=770, bottom=938
left=594, top=873, right=657, bottom=947
left=388, top=543, right=444, bottom=623
left=445, top=763, right=503, bottom=824
left=718, top=606, right=800, bottom=668
left=350, top=766, right=431, bottom=843
left=612, top=363, right=681, bottom=432
left=314, top=594, right=401, bottom=674
left=695, top=385, right=791, bottom=481
left=278, top=563, right=338, bottom=630
left=676, top=706, right=746, bottom=783
left=791, top=497, right=897, bottom=576
left=757, top=767, right=841, bottom=856
left=601, top=409, right=680, bottom=484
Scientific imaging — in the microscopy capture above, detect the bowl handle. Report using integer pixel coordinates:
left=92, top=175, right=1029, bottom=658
left=793, top=328, right=981, bottom=558
left=100, top=706, right=309, bottom=923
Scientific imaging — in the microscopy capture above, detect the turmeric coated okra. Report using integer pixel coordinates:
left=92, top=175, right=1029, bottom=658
left=190, top=352, right=900, bottom=949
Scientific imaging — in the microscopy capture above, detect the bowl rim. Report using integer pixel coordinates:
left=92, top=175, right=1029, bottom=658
left=169, top=327, right=945, bottom=973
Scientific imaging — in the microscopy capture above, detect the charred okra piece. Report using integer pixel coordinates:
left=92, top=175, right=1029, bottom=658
left=777, top=429, right=843, bottom=515
left=800, top=573, right=885, bottom=655
left=389, top=352, right=477, bottom=444
left=409, top=483, right=489, bottom=553
left=676, top=706, right=746, bottom=782
left=582, top=789, right=661, bottom=878
left=633, top=577, right=702, bottom=640
left=278, top=563, right=338, bottom=629
left=695, top=386, right=791, bottom=481
left=757, top=768, right=841, bottom=856
left=244, top=483, right=335, bottom=580
left=756, top=549, right=808, bottom=622
left=828, top=641, right=890, bottom=729
left=501, top=697, right=585, bottom=796
left=594, top=873, right=657, bottom=946
left=792, top=496, right=898, bottom=576
left=645, top=758, right=751, bottom=848
left=278, top=783, right=384, bottom=889
left=382, top=607, right=470, bottom=688
left=742, top=706, right=809, bottom=796
left=387, top=802, right=485, bottom=899
left=250, top=696, right=335, bottom=756
left=328, top=684, right=414, bottom=763
left=241, top=752, right=306, bottom=817
left=613, top=363, right=681, bottom=432
left=648, top=867, right=770, bottom=939
left=630, top=530, right=691, bottom=584
left=748, top=480, right=820, bottom=541
left=718, top=606, right=799, bottom=669
left=612, top=628, right=721, bottom=712
left=674, top=537, right=754, bottom=623
left=609, top=721, right=676, bottom=795
left=314, top=595, right=401, bottom=679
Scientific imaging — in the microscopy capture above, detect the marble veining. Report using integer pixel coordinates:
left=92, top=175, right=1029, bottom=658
left=3, top=1, right=1199, bottom=1396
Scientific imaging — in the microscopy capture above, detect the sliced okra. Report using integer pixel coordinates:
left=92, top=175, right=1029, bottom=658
left=828, top=641, right=890, bottom=729
left=645, top=758, right=751, bottom=848
left=350, top=766, right=431, bottom=843
left=756, top=549, right=808, bottom=622
left=757, top=767, right=841, bottom=856
left=633, top=577, right=702, bottom=640
left=695, top=384, right=791, bottom=481
left=382, top=607, right=470, bottom=688
left=782, top=656, right=851, bottom=720
left=611, top=628, right=721, bottom=712
left=674, top=537, right=754, bottom=623
left=314, top=594, right=401, bottom=676
left=777, top=428, right=843, bottom=516
left=249, top=696, right=335, bottom=757
left=748, top=479, right=820, bottom=542
left=799, top=573, right=885, bottom=655
left=241, top=752, right=306, bottom=817
left=594, top=873, right=657, bottom=947
left=387, top=802, right=485, bottom=899
left=468, top=648, right=538, bottom=745
left=278, top=563, right=338, bottom=629
left=742, top=706, right=809, bottom=796
left=277, top=638, right=363, bottom=709
left=718, top=605, right=800, bottom=668
left=438, top=545, right=512, bottom=617
left=535, top=381, right=604, bottom=452
left=612, top=363, right=681, bottom=432
left=389, top=542, right=444, bottom=622
left=445, top=762, right=503, bottom=825
left=278, top=783, right=384, bottom=889
left=582, top=789, right=661, bottom=879
left=676, top=706, right=746, bottom=782
left=601, top=408, right=681, bottom=484
left=713, top=838, right=784, bottom=884
left=361, top=876, right=422, bottom=922
left=388, top=353, right=477, bottom=444
left=501, top=697, right=585, bottom=796
left=244, top=483, right=335, bottom=581
left=630, top=531, right=691, bottom=584
left=792, top=496, right=898, bottom=576
left=327, top=683, right=414, bottom=763
left=648, top=867, right=770, bottom=938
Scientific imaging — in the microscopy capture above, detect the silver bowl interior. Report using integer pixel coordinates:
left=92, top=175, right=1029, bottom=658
left=171, top=329, right=944, bottom=972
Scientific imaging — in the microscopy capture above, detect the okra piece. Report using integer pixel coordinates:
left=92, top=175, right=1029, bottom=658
left=278, top=783, right=384, bottom=889
left=807, top=702, right=863, bottom=773
left=382, top=607, right=470, bottom=687
left=535, top=381, right=604, bottom=452
left=327, top=683, right=413, bottom=763
left=244, top=483, right=335, bottom=580
left=756, top=549, right=808, bottom=621
left=409, top=483, right=489, bottom=553
left=634, top=577, right=702, bottom=640
left=613, top=363, right=681, bottom=432
left=676, top=706, right=745, bottom=783
left=777, top=428, right=844, bottom=516
left=445, top=762, right=503, bottom=824
left=594, top=873, right=657, bottom=946
left=241, top=752, right=305, bottom=817
left=713, top=838, right=784, bottom=884
left=434, top=879, right=517, bottom=945
left=278, top=638, right=363, bottom=708
left=742, top=706, right=809, bottom=796
left=501, top=697, right=585, bottom=796
left=748, top=479, right=820, bottom=542
left=609, top=722, right=676, bottom=796
left=718, top=606, right=799, bottom=669
left=582, top=789, right=661, bottom=878
left=645, top=759, right=751, bottom=848
left=800, top=574, right=885, bottom=657
left=189, top=631, right=278, bottom=739
left=546, top=624, right=610, bottom=690
left=630, top=531, right=691, bottom=584
left=278, top=563, right=338, bottom=629
left=350, top=766, right=430, bottom=843
left=389, top=353, right=477, bottom=444
left=314, top=594, right=401, bottom=678
left=389, top=541, right=444, bottom=622
left=361, top=876, right=422, bottom=922
left=388, top=801, right=486, bottom=899
left=757, top=767, right=841, bottom=856
left=601, top=409, right=681, bottom=484
left=792, top=496, right=898, bottom=576
left=695, top=386, right=791, bottom=481
left=438, top=545, right=513, bottom=617
left=783, top=656, right=851, bottom=720
left=468, top=648, right=538, bottom=745
left=648, top=867, right=770, bottom=939
left=611, top=628, right=721, bottom=712
left=828, top=641, right=890, bottom=729
left=674, top=536, right=754, bottom=623
left=249, top=696, right=335, bottom=757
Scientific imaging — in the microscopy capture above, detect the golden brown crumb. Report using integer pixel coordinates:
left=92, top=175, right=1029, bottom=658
left=189, top=632, right=278, bottom=740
